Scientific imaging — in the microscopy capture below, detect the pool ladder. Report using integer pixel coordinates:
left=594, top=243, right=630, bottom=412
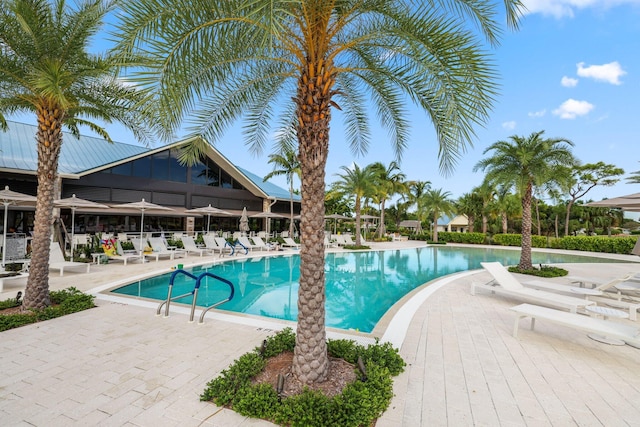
left=156, top=269, right=235, bottom=324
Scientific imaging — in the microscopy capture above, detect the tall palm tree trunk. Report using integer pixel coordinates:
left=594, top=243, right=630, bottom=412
left=289, top=178, right=295, bottom=237
left=519, top=183, right=533, bottom=270
left=292, top=60, right=332, bottom=384
left=468, top=215, right=475, bottom=233
left=24, top=106, right=63, bottom=309
left=501, top=212, right=508, bottom=234
left=432, top=210, right=439, bottom=242
left=564, top=201, right=574, bottom=237
left=355, top=198, right=362, bottom=246
left=377, top=201, right=387, bottom=238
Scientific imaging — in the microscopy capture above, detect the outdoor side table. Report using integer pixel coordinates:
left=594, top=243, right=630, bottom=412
left=585, top=306, right=630, bottom=345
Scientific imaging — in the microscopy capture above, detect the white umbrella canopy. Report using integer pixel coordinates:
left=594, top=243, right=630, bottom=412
left=239, top=207, right=250, bottom=233
left=113, top=199, right=174, bottom=258
left=585, top=195, right=640, bottom=209
left=54, top=194, right=109, bottom=256
left=324, top=213, right=351, bottom=234
left=186, top=204, right=233, bottom=233
left=251, top=211, right=288, bottom=236
left=0, top=186, right=37, bottom=267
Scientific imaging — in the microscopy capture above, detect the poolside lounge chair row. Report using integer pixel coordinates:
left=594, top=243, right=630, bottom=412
left=474, top=261, right=640, bottom=349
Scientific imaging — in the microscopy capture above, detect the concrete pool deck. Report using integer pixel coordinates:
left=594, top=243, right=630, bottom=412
left=1, top=241, right=640, bottom=425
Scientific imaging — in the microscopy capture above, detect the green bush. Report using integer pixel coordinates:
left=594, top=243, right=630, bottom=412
left=508, top=265, right=568, bottom=278
left=550, top=236, right=637, bottom=254
left=492, top=233, right=548, bottom=248
left=438, top=232, right=486, bottom=244
left=343, top=245, right=370, bottom=250
left=0, top=287, right=94, bottom=332
left=201, top=328, right=405, bottom=426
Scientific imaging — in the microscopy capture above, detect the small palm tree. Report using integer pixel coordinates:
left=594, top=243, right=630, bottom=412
left=420, top=188, right=455, bottom=242
left=333, top=164, right=377, bottom=246
left=474, top=131, right=575, bottom=269
left=370, top=162, right=407, bottom=238
left=264, top=149, right=301, bottom=236
left=456, top=192, right=482, bottom=233
left=0, top=0, right=155, bottom=309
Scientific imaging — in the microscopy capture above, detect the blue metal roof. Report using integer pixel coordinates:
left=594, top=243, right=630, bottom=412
left=236, top=166, right=301, bottom=201
left=0, top=121, right=298, bottom=201
left=0, top=121, right=148, bottom=174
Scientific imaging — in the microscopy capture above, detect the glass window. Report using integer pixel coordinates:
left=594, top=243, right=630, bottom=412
left=132, top=157, right=151, bottom=178
left=111, top=162, right=132, bottom=176
left=191, top=158, right=209, bottom=185
left=220, top=170, right=233, bottom=188
left=169, top=149, right=187, bottom=182
left=232, top=179, right=243, bottom=190
left=208, top=160, right=220, bottom=186
left=151, top=151, right=169, bottom=181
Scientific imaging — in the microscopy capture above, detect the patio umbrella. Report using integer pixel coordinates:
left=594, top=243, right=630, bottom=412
left=0, top=186, right=37, bottom=267
left=113, top=199, right=174, bottom=258
left=585, top=196, right=640, bottom=209
left=325, top=213, right=351, bottom=234
left=251, top=211, right=288, bottom=236
left=239, top=207, right=250, bottom=233
left=186, top=204, right=233, bottom=233
left=54, top=194, right=109, bottom=257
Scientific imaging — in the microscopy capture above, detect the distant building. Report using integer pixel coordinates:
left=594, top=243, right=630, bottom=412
left=399, top=220, right=422, bottom=234
left=436, top=215, right=469, bottom=233
left=0, top=121, right=300, bottom=234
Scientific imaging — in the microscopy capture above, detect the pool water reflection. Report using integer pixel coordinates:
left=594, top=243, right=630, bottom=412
left=111, top=246, right=618, bottom=332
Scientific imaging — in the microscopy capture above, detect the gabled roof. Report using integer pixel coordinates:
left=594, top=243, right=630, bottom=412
left=0, top=121, right=297, bottom=202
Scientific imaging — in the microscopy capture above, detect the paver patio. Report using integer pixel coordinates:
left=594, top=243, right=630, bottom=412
left=1, top=242, right=639, bottom=426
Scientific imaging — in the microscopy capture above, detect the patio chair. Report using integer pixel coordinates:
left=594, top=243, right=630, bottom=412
left=251, top=236, right=273, bottom=251
left=332, top=234, right=347, bottom=246
left=107, top=240, right=143, bottom=266
left=148, top=237, right=186, bottom=261
left=324, top=236, right=337, bottom=248
left=282, top=237, right=300, bottom=249
left=48, top=241, right=90, bottom=276
left=181, top=235, right=209, bottom=257
left=214, top=237, right=236, bottom=256
left=237, top=236, right=260, bottom=252
left=343, top=234, right=356, bottom=245
left=471, top=262, right=596, bottom=313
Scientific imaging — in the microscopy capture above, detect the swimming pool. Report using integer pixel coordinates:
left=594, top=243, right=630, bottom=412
left=111, top=246, right=620, bottom=332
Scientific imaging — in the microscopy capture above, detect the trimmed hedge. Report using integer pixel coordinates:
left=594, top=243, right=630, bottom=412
left=549, top=235, right=637, bottom=254
left=438, top=231, right=486, bottom=244
left=492, top=234, right=548, bottom=248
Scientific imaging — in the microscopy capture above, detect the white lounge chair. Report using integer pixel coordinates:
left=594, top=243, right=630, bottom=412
left=107, top=240, right=142, bottom=266
left=343, top=234, right=356, bottom=245
left=332, top=234, right=347, bottom=246
left=472, top=262, right=596, bottom=313
left=282, top=237, right=300, bottom=249
left=237, top=236, right=259, bottom=252
left=522, top=275, right=640, bottom=321
left=148, top=237, right=186, bottom=261
left=510, top=303, right=640, bottom=348
left=181, top=235, right=209, bottom=257
left=251, top=236, right=272, bottom=251
left=49, top=241, right=90, bottom=276
left=214, top=237, right=236, bottom=256
left=324, top=236, right=336, bottom=248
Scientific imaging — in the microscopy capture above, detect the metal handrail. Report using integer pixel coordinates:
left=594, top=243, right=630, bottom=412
left=156, top=269, right=198, bottom=318
left=197, top=272, right=235, bottom=324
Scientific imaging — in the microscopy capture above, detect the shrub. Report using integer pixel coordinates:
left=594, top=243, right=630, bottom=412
left=201, top=328, right=405, bottom=426
left=343, top=245, right=370, bottom=250
left=438, top=232, right=486, bottom=244
left=0, top=287, right=94, bottom=332
left=508, top=265, right=568, bottom=278
left=492, top=233, right=548, bottom=248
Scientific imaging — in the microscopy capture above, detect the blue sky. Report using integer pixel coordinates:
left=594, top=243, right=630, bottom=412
left=10, top=0, right=640, bottom=206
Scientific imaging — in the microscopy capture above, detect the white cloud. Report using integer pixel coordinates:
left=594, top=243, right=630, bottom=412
left=528, top=109, right=546, bottom=118
left=576, top=61, right=626, bottom=85
left=521, top=0, right=639, bottom=18
left=552, top=99, right=595, bottom=119
left=561, top=76, right=579, bottom=87
left=502, top=121, right=517, bottom=130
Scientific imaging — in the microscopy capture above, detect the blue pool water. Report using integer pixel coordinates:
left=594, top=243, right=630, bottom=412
left=111, top=246, right=620, bottom=332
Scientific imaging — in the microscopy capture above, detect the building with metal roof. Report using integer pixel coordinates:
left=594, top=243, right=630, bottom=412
left=0, top=121, right=300, bottom=234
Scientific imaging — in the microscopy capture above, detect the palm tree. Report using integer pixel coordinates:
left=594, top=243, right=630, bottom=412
left=264, top=149, right=301, bottom=236
left=456, top=192, right=482, bottom=233
left=420, top=188, right=455, bottom=242
left=493, top=186, right=521, bottom=234
left=333, top=164, right=377, bottom=246
left=474, top=131, right=575, bottom=269
left=370, top=162, right=407, bottom=238
left=0, top=0, right=154, bottom=309
left=116, top=0, right=522, bottom=384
